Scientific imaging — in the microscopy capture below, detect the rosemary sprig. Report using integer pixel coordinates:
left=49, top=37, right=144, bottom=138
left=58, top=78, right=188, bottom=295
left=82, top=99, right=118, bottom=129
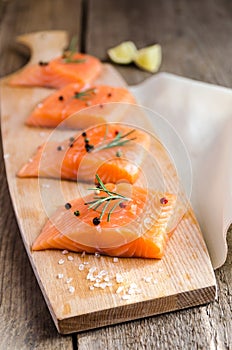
left=85, top=174, right=131, bottom=222
left=74, top=88, right=96, bottom=100
left=93, top=129, right=136, bottom=152
left=63, top=36, right=86, bottom=64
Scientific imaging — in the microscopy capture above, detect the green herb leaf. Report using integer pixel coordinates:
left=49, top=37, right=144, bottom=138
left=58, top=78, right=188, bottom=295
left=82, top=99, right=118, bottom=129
left=85, top=174, right=131, bottom=222
left=74, top=88, right=96, bottom=100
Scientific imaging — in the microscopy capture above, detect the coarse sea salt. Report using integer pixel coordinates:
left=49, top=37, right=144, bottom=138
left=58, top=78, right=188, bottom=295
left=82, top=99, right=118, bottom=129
left=121, top=294, right=130, bottom=300
left=68, top=286, right=75, bottom=293
left=67, top=255, right=74, bottom=261
left=57, top=273, right=64, bottom=279
left=144, top=276, right=152, bottom=283
left=62, top=250, right=69, bottom=255
left=89, top=286, right=95, bottom=291
left=116, top=286, right=124, bottom=294
left=89, top=267, right=97, bottom=273
left=79, top=264, right=85, bottom=271
left=113, top=257, right=119, bottom=263
left=58, top=259, right=65, bottom=265
left=42, top=183, right=50, bottom=189
left=116, top=273, right=124, bottom=283
left=66, top=278, right=73, bottom=284
left=3, top=154, right=10, bottom=159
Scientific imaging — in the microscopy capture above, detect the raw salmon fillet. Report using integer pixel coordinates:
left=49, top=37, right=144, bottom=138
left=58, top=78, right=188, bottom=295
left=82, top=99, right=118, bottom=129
left=26, top=84, right=136, bottom=128
left=9, top=53, right=102, bottom=89
left=32, top=182, right=179, bottom=259
left=17, top=124, right=150, bottom=184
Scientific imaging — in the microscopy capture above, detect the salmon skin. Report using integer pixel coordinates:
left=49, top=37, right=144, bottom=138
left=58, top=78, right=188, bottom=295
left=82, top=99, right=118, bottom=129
left=32, top=182, right=178, bottom=259
left=17, top=124, right=151, bottom=184
left=26, top=84, right=136, bottom=129
left=9, top=53, right=102, bottom=89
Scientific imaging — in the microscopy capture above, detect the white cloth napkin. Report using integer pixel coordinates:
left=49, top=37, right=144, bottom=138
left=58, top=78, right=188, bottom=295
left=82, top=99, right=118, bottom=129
left=130, top=73, right=232, bottom=269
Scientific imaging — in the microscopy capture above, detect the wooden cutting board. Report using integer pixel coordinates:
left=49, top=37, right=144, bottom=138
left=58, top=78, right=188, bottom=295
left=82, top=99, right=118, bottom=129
left=0, top=30, right=216, bottom=334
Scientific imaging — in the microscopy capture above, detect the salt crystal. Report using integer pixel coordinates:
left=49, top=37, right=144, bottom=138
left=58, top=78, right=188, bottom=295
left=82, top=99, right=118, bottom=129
left=62, top=250, right=69, bottom=255
left=86, top=272, right=92, bottom=280
left=129, top=283, right=138, bottom=289
left=106, top=282, right=113, bottom=287
left=57, top=273, right=63, bottom=279
left=122, top=294, right=130, bottom=300
left=113, top=257, right=119, bottom=263
left=154, top=279, right=158, bottom=284
left=81, top=251, right=85, bottom=258
left=67, top=255, right=74, bottom=261
left=116, top=273, right=124, bottom=283
left=58, top=259, right=65, bottom=265
left=94, top=189, right=100, bottom=195
left=3, top=154, right=10, bottom=159
left=127, top=288, right=134, bottom=295
left=89, top=286, right=95, bottom=291
left=144, top=276, right=152, bottom=283
left=42, top=183, right=50, bottom=189
left=68, top=286, right=75, bottom=293
left=104, top=276, right=110, bottom=282
left=94, top=282, right=100, bottom=288
left=116, top=286, right=124, bottom=294
left=96, top=278, right=101, bottom=283
left=89, top=267, right=97, bottom=273
left=98, top=270, right=107, bottom=277
left=83, top=262, right=89, bottom=265
left=78, top=264, right=85, bottom=271
left=99, top=283, right=107, bottom=289
left=158, top=268, right=163, bottom=272
left=66, top=278, right=73, bottom=284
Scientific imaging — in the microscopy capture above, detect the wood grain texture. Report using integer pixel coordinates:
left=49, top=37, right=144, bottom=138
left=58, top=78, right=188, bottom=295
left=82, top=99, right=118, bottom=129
left=87, top=0, right=232, bottom=87
left=0, top=0, right=231, bottom=349
left=1, top=30, right=215, bottom=334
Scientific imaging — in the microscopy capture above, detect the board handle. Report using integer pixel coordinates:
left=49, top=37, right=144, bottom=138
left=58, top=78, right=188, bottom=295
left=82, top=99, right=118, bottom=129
left=16, top=30, right=69, bottom=64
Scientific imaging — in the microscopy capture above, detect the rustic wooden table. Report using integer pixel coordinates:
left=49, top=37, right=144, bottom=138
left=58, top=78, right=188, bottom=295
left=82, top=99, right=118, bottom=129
left=0, top=0, right=231, bottom=349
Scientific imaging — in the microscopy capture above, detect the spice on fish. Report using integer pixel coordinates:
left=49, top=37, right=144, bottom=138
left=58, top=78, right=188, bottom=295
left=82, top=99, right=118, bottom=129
left=38, top=61, right=49, bottom=66
left=85, top=174, right=131, bottom=222
left=65, top=203, right=72, bottom=210
left=93, top=217, right=101, bottom=226
left=58, top=95, right=64, bottom=101
left=74, top=210, right=80, bottom=216
left=160, top=197, right=168, bottom=205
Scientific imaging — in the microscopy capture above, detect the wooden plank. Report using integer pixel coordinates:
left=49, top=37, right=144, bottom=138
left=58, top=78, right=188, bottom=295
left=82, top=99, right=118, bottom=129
left=80, top=0, right=232, bottom=349
left=87, top=0, right=232, bottom=87
left=1, top=30, right=216, bottom=335
left=0, top=1, right=82, bottom=348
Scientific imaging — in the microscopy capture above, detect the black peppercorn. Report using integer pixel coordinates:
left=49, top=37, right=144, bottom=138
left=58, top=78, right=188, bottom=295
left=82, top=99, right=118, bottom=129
left=93, top=217, right=100, bottom=225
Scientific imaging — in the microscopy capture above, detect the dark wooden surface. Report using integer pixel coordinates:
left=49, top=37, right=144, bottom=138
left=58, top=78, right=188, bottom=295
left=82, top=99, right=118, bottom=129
left=0, top=0, right=231, bottom=349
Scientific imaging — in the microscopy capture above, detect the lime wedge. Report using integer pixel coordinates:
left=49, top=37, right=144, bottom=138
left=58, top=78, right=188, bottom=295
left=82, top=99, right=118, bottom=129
left=107, top=41, right=137, bottom=64
left=134, top=44, right=162, bottom=73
